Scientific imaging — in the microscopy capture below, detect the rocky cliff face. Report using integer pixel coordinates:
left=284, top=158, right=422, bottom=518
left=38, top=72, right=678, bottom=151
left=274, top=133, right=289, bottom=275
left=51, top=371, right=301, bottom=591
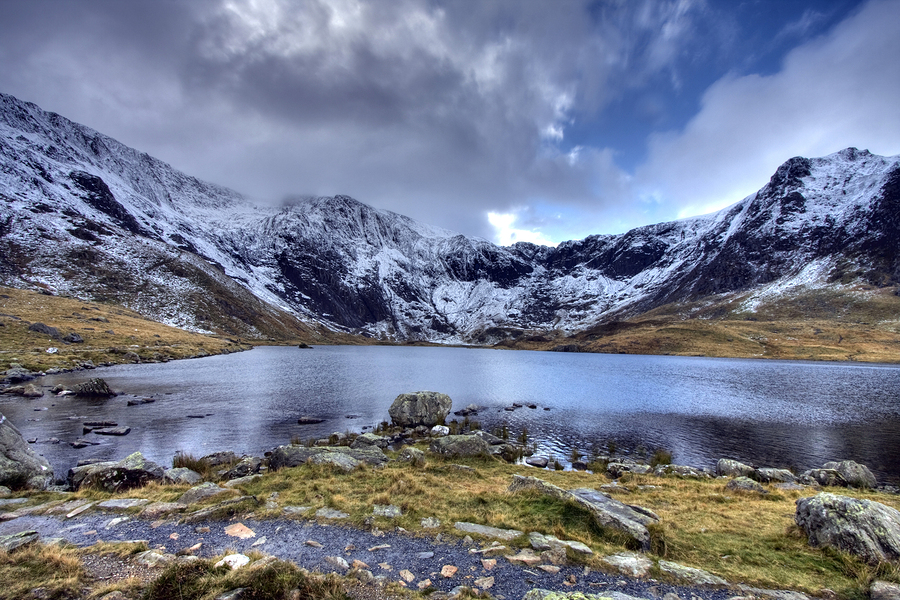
left=1, top=92, right=898, bottom=343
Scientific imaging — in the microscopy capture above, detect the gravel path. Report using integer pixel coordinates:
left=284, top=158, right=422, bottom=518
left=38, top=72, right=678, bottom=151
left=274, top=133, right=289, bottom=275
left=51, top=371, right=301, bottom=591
left=0, top=510, right=742, bottom=600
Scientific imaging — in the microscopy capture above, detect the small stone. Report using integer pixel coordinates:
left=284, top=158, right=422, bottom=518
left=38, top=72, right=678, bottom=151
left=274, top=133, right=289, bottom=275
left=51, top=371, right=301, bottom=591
left=417, top=579, right=433, bottom=590
left=481, top=558, right=496, bottom=570
left=441, top=565, right=458, bottom=577
left=368, top=544, right=391, bottom=551
left=421, top=517, right=441, bottom=528
left=351, top=559, right=370, bottom=569
left=325, top=556, right=350, bottom=571
left=378, top=562, right=392, bottom=571
left=475, top=576, right=495, bottom=589
left=195, top=526, right=211, bottom=534
left=214, top=554, right=250, bottom=570
left=417, top=552, right=434, bottom=559
left=315, top=507, right=349, bottom=519
left=373, top=504, right=402, bottom=518
left=305, top=540, right=323, bottom=548
left=224, top=523, right=255, bottom=539
left=538, top=565, right=561, bottom=574
left=399, top=569, right=415, bottom=583
left=251, top=536, right=267, bottom=547
left=506, top=549, right=542, bottom=566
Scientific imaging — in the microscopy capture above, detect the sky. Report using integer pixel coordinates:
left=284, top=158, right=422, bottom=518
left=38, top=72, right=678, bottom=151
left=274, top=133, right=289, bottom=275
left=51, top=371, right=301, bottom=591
left=1, top=0, right=899, bottom=246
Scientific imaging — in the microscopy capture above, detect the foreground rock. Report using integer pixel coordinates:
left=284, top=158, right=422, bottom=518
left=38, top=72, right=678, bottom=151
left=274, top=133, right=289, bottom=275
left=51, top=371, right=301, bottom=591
left=0, top=411, right=53, bottom=489
left=388, top=391, right=452, bottom=427
left=68, top=451, right=165, bottom=492
left=508, top=475, right=659, bottom=551
left=795, top=492, right=900, bottom=564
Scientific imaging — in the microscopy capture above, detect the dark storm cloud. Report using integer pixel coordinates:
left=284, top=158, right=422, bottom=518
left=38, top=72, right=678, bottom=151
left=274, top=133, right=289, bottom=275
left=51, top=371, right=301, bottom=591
left=1, top=0, right=893, bottom=244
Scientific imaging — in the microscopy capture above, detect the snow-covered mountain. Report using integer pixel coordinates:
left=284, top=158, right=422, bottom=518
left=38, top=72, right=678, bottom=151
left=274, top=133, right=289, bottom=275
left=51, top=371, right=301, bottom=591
left=1, top=91, right=898, bottom=343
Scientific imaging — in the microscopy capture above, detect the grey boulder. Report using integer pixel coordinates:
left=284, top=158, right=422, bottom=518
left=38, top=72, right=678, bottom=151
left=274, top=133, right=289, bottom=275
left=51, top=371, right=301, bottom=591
left=68, top=451, right=165, bottom=492
left=716, top=458, right=755, bottom=478
left=822, top=460, right=877, bottom=489
left=795, top=492, right=900, bottom=564
left=388, top=391, right=452, bottom=427
left=0, top=411, right=53, bottom=489
left=429, top=434, right=491, bottom=458
left=267, top=445, right=388, bottom=470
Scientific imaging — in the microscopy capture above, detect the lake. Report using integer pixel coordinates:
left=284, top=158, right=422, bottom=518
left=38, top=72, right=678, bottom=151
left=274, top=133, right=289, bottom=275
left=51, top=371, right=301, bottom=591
left=3, top=345, right=900, bottom=484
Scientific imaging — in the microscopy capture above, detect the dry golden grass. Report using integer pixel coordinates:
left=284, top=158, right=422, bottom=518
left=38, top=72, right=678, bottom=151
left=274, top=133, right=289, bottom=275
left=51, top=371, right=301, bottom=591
left=503, top=285, right=900, bottom=364
left=233, top=453, right=900, bottom=598
left=0, top=542, right=87, bottom=600
left=0, top=286, right=250, bottom=372
left=5, top=455, right=900, bottom=598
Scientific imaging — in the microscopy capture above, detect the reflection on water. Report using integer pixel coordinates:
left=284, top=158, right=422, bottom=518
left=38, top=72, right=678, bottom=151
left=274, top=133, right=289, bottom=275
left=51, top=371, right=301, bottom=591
left=2, top=346, right=899, bottom=484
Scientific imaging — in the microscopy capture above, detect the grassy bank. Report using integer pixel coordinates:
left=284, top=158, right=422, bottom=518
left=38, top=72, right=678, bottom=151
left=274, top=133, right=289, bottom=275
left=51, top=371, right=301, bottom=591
left=0, top=286, right=265, bottom=373
left=5, top=450, right=899, bottom=599
left=499, top=285, right=900, bottom=363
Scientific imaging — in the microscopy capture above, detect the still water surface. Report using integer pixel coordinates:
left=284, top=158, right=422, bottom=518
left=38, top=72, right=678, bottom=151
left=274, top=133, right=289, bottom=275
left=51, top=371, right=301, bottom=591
left=3, top=346, right=899, bottom=483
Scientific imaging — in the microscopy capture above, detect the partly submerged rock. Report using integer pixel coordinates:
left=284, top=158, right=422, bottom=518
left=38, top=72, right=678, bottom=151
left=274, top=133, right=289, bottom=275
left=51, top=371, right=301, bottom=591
left=72, top=378, right=116, bottom=397
left=795, top=492, right=900, bottom=564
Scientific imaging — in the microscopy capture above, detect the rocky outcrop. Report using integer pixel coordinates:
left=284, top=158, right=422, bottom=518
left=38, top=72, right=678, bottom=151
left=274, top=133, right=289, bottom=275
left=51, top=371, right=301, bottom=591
left=428, top=434, right=491, bottom=458
left=266, top=445, right=388, bottom=470
left=0, top=412, right=53, bottom=489
left=388, top=391, right=452, bottom=427
left=68, top=451, right=165, bottom=492
left=795, top=492, right=900, bottom=564
left=508, top=475, right=659, bottom=551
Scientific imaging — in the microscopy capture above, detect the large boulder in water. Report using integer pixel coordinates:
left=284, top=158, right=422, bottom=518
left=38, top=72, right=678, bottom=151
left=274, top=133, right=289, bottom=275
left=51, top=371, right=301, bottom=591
left=795, top=492, right=900, bottom=564
left=388, top=391, right=452, bottom=427
left=0, top=412, right=53, bottom=489
left=68, top=451, right=164, bottom=492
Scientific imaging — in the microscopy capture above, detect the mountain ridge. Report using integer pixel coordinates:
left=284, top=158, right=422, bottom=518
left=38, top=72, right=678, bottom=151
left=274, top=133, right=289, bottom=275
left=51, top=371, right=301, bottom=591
left=1, top=91, right=899, bottom=351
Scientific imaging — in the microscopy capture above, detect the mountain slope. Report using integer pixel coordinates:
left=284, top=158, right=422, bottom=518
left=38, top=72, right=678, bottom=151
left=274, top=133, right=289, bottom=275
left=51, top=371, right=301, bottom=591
left=1, top=91, right=899, bottom=349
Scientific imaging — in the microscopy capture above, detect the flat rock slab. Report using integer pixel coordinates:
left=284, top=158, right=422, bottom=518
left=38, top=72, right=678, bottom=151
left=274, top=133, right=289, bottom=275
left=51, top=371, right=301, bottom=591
left=178, top=482, right=231, bottom=505
left=524, top=589, right=648, bottom=600
left=454, top=521, right=523, bottom=541
left=658, top=560, right=727, bottom=586
left=224, top=523, right=255, bottom=539
left=509, top=475, right=658, bottom=551
left=0, top=530, right=39, bottom=552
left=316, top=507, right=349, bottom=519
left=97, top=498, right=150, bottom=510
left=92, top=427, right=131, bottom=436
